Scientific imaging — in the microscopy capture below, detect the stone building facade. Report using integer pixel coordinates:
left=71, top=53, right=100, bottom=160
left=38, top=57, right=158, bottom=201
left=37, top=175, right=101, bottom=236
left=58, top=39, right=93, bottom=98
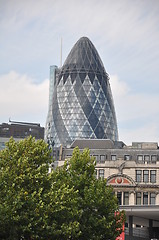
left=56, top=139, right=159, bottom=239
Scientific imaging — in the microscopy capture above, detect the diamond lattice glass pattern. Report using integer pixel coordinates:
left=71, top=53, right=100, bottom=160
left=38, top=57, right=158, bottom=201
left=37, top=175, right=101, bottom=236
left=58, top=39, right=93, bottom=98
left=45, top=37, right=118, bottom=147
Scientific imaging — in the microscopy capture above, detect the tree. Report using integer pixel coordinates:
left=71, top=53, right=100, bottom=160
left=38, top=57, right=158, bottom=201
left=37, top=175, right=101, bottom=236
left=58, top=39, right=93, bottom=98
left=0, top=138, right=125, bottom=240
left=50, top=147, right=125, bottom=240
left=0, top=137, right=80, bottom=240
left=0, top=136, right=53, bottom=239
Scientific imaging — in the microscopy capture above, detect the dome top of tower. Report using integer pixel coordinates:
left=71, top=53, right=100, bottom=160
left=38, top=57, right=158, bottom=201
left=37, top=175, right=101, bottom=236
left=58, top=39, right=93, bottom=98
left=60, top=37, right=106, bottom=75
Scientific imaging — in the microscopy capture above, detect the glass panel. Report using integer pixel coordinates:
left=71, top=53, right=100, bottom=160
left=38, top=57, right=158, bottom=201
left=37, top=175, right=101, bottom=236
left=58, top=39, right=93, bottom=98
left=74, top=78, right=82, bottom=93
left=83, top=84, right=91, bottom=94
left=99, top=90, right=105, bottom=101
left=100, top=155, right=105, bottom=163
left=93, top=79, right=100, bottom=94
left=88, top=72, right=95, bottom=83
left=143, top=170, right=149, bottom=183
left=151, top=155, right=157, bottom=163
left=111, top=155, right=116, bottom=161
left=143, top=192, right=148, bottom=205
left=82, top=99, right=93, bottom=117
left=88, top=92, right=96, bottom=106
left=94, top=124, right=104, bottom=139
left=83, top=55, right=90, bottom=69
left=63, top=72, right=69, bottom=83
left=144, top=155, right=150, bottom=162
left=136, top=192, right=141, bottom=205
left=117, top=192, right=122, bottom=205
left=150, top=170, right=156, bottom=183
left=79, top=72, right=86, bottom=83
left=150, top=193, right=156, bottom=205
left=136, top=170, right=142, bottom=182
left=70, top=72, right=77, bottom=82
left=96, top=74, right=102, bottom=85
left=123, top=192, right=129, bottom=205
left=99, top=169, right=104, bottom=178
left=102, top=80, right=107, bottom=95
left=137, top=155, right=143, bottom=162
left=124, top=155, right=130, bottom=160
left=88, top=110, right=98, bottom=130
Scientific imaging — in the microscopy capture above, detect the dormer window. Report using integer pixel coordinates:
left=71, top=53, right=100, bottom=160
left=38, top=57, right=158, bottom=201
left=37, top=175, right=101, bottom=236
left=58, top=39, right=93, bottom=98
left=124, top=155, right=130, bottom=160
left=111, top=155, right=116, bottom=161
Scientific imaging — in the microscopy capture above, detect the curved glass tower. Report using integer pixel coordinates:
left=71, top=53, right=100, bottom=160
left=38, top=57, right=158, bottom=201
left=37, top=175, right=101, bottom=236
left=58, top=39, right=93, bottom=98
left=45, top=37, right=118, bottom=147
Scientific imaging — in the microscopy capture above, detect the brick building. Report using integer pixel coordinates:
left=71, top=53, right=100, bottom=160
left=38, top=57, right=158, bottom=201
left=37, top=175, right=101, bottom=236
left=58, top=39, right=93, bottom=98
left=0, top=120, right=44, bottom=150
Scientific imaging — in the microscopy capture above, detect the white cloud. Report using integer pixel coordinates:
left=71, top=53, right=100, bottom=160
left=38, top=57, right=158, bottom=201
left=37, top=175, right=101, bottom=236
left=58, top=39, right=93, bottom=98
left=110, top=75, right=130, bottom=98
left=120, top=122, right=159, bottom=145
left=110, top=74, right=159, bottom=121
left=0, top=71, right=49, bottom=126
left=110, top=74, right=159, bottom=144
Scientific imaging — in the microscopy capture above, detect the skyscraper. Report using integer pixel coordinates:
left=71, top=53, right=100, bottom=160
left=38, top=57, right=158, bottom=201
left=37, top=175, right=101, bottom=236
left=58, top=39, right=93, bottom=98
left=45, top=37, right=118, bottom=147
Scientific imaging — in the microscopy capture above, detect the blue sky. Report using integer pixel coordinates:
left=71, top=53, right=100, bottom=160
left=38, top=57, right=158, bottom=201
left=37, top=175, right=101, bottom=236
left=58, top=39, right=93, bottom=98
left=0, top=0, right=159, bottom=144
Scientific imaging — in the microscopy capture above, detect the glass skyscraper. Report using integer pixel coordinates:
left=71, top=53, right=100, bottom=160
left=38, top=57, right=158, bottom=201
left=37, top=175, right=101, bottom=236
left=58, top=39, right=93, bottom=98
left=45, top=37, right=118, bottom=147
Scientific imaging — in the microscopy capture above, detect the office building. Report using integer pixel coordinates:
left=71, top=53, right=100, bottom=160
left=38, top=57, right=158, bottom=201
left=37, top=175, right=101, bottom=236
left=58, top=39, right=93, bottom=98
left=45, top=37, right=118, bottom=147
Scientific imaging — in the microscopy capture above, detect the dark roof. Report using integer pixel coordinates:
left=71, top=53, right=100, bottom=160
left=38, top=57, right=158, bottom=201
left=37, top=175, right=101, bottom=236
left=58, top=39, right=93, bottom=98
left=9, top=120, right=41, bottom=127
left=70, top=139, right=125, bottom=149
left=70, top=139, right=115, bottom=149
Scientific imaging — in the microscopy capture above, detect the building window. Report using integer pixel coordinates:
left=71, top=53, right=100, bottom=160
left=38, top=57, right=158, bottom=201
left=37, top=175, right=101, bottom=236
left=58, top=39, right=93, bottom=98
left=100, top=155, right=105, bottom=163
left=137, top=155, right=143, bottom=162
left=151, top=155, right=157, bottom=163
left=144, top=155, right=150, bottom=163
left=136, top=192, right=141, bottom=205
left=143, top=192, right=148, bottom=205
left=117, top=192, right=122, bottom=205
left=123, top=192, right=129, bottom=205
left=99, top=169, right=104, bottom=178
left=111, top=155, right=116, bottom=160
left=143, top=170, right=149, bottom=183
left=136, top=170, right=142, bottom=182
left=93, top=155, right=98, bottom=161
left=124, top=155, right=130, bottom=160
left=150, top=193, right=156, bottom=205
left=137, top=143, right=142, bottom=148
left=150, top=170, right=156, bottom=183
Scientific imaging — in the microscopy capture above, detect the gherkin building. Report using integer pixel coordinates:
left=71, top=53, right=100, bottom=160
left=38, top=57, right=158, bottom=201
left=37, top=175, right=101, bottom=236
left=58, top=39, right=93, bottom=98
left=45, top=37, right=118, bottom=147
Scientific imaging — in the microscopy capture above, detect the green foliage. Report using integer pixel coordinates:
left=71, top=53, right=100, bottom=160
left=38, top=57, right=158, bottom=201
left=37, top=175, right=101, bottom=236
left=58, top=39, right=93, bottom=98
left=0, top=139, right=125, bottom=240
left=57, top=147, right=125, bottom=240
left=0, top=137, right=52, bottom=240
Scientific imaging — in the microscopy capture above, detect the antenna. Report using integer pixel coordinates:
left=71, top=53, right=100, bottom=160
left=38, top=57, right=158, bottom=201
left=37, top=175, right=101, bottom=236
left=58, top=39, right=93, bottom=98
left=60, top=37, right=63, bottom=67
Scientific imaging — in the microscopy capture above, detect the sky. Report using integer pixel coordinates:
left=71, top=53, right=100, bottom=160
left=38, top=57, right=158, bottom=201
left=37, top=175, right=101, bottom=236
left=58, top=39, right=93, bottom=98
left=0, top=0, right=159, bottom=145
